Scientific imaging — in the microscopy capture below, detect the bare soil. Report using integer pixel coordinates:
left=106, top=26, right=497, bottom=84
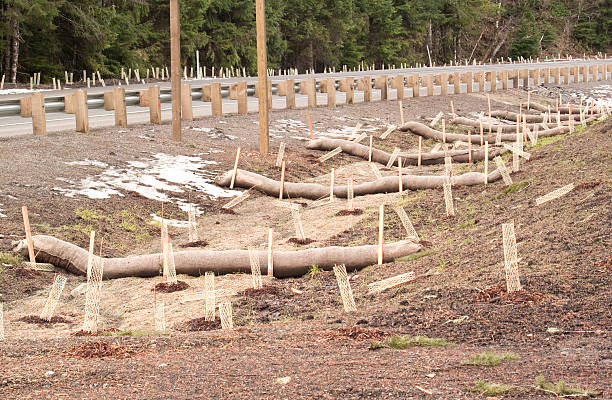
left=0, top=82, right=610, bottom=399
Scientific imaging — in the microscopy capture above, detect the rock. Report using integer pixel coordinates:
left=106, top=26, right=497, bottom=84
left=70, top=283, right=87, bottom=298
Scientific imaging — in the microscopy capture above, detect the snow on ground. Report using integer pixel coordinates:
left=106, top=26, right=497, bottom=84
left=0, top=88, right=53, bottom=95
left=272, top=118, right=384, bottom=141
left=52, top=153, right=241, bottom=210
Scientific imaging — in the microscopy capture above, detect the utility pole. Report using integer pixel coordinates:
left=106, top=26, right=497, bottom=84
left=170, top=0, right=181, bottom=141
left=256, top=0, right=269, bottom=154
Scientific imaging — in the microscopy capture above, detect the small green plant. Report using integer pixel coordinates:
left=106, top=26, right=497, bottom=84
left=470, top=380, right=515, bottom=396
left=370, top=335, right=454, bottom=350
left=0, top=252, right=21, bottom=266
left=534, top=376, right=598, bottom=397
left=494, top=181, right=530, bottom=199
left=395, top=249, right=435, bottom=262
left=75, top=208, right=103, bottom=221
left=458, top=219, right=476, bottom=229
left=461, top=351, right=520, bottom=366
left=121, top=220, right=137, bottom=232
left=531, top=134, right=566, bottom=149
left=309, top=264, right=322, bottom=279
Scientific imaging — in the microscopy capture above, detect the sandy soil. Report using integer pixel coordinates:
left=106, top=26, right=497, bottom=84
left=0, top=81, right=611, bottom=399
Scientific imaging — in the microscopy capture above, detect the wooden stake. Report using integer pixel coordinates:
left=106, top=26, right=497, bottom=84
left=267, top=228, right=274, bottom=276
left=398, top=157, right=403, bottom=192
left=279, top=160, right=286, bottom=199
left=256, top=0, right=270, bottom=154
left=398, top=100, right=404, bottom=125
left=468, top=130, right=472, bottom=163
left=329, top=168, right=335, bottom=202
left=181, top=83, right=193, bottom=120
left=30, top=93, right=47, bottom=136
left=306, top=108, right=314, bottom=140
left=484, top=141, right=489, bottom=185
left=417, top=136, right=422, bottom=166
left=442, top=119, right=446, bottom=143
left=22, top=206, right=36, bottom=264
left=378, top=205, right=384, bottom=265
left=368, top=135, right=373, bottom=162
left=113, top=87, right=127, bottom=128
left=450, top=100, right=455, bottom=116
left=230, top=147, right=241, bottom=189
left=75, top=90, right=89, bottom=133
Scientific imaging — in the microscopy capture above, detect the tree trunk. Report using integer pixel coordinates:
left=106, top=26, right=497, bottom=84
left=9, top=17, right=19, bottom=83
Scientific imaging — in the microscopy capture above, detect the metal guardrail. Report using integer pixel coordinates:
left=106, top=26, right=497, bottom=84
left=0, top=61, right=610, bottom=117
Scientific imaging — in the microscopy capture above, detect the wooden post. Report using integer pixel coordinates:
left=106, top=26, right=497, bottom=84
left=484, top=141, right=489, bottom=184
left=170, top=0, right=181, bottom=140
left=368, top=135, right=373, bottom=162
left=453, top=71, right=461, bottom=94
left=22, top=206, right=36, bottom=264
left=477, top=71, right=485, bottom=92
left=464, top=72, right=473, bottom=93
left=377, top=205, right=384, bottom=265
left=398, top=101, right=404, bottom=125
left=306, top=108, right=314, bottom=140
left=75, top=90, right=89, bottom=133
left=149, top=85, right=162, bottom=124
left=359, top=76, right=372, bottom=102
left=329, top=168, right=335, bottom=202
left=267, top=228, right=274, bottom=276
left=20, top=96, right=32, bottom=117
left=326, top=78, right=336, bottom=107
left=285, top=79, right=296, bottom=109
left=255, top=80, right=272, bottom=110
left=211, top=82, right=223, bottom=116
left=256, top=0, right=270, bottom=154
left=181, top=83, right=193, bottom=120
left=511, top=69, right=519, bottom=89
left=235, top=81, right=248, bottom=115
left=417, top=136, right=422, bottom=166
left=426, top=74, right=434, bottom=96
left=398, top=157, right=403, bottom=192
left=31, top=93, right=47, bottom=136
left=113, top=87, right=127, bottom=128
left=374, top=75, right=388, bottom=100
left=468, top=131, right=472, bottom=163
left=391, top=74, right=404, bottom=100
left=103, top=92, right=115, bottom=111
left=502, top=70, right=509, bottom=90
left=439, top=73, right=448, bottom=96
left=489, top=70, right=497, bottom=92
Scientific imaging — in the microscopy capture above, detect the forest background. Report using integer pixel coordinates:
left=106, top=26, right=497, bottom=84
left=0, top=0, right=610, bottom=83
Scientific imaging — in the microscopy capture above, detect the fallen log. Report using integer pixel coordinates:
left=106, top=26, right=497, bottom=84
left=306, top=138, right=506, bottom=166
left=491, top=110, right=582, bottom=123
left=529, top=102, right=581, bottom=114
left=215, top=167, right=503, bottom=199
left=399, top=121, right=572, bottom=143
left=14, top=235, right=423, bottom=279
left=451, top=117, right=552, bottom=133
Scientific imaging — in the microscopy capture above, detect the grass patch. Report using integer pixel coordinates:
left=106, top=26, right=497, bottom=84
left=309, top=264, right=322, bottom=279
left=458, top=219, right=476, bottom=229
left=494, top=181, right=529, bottom=199
left=99, top=330, right=166, bottom=337
left=121, top=220, right=137, bottom=232
left=531, top=134, right=566, bottom=149
left=370, top=335, right=454, bottom=350
left=76, top=208, right=104, bottom=221
left=461, top=351, right=520, bottom=366
left=0, top=252, right=21, bottom=266
left=470, top=380, right=515, bottom=396
left=395, top=249, right=435, bottom=262
left=534, top=376, right=598, bottom=397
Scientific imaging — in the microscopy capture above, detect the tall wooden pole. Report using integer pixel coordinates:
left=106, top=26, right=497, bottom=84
left=256, top=0, right=269, bottom=154
left=170, top=0, right=181, bottom=141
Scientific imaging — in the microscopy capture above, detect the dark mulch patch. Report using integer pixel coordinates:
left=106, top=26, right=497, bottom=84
left=176, top=317, right=222, bottom=332
left=66, top=341, right=136, bottom=358
left=239, top=285, right=281, bottom=298
left=14, top=268, right=44, bottom=278
left=219, top=208, right=236, bottom=214
left=322, top=327, right=387, bottom=341
left=335, top=209, right=364, bottom=216
left=575, top=180, right=609, bottom=190
left=287, top=237, right=316, bottom=245
left=70, top=328, right=120, bottom=337
left=179, top=240, right=208, bottom=248
left=18, top=315, right=72, bottom=325
left=472, top=285, right=544, bottom=304
left=593, top=257, right=611, bottom=270
left=153, top=280, right=190, bottom=293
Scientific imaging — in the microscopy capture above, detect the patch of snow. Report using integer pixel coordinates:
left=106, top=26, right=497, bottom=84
left=150, top=214, right=189, bottom=228
left=65, top=159, right=108, bottom=168
left=53, top=153, right=241, bottom=209
left=0, top=203, right=6, bottom=218
left=0, top=88, right=53, bottom=95
left=191, top=127, right=212, bottom=132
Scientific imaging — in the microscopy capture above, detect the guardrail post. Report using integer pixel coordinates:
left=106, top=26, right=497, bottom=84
left=452, top=72, right=460, bottom=94
left=113, top=87, right=127, bottom=128
left=591, top=65, right=598, bottom=81
left=284, top=80, right=296, bottom=109
left=476, top=72, right=485, bottom=92
left=463, top=72, right=473, bottom=93
left=531, top=68, right=540, bottom=86
left=520, top=69, right=529, bottom=88
left=543, top=68, right=550, bottom=84
left=20, top=96, right=32, bottom=117
left=300, top=78, right=316, bottom=108
left=326, top=78, right=336, bottom=107
left=390, top=74, right=404, bottom=99
left=339, top=77, right=354, bottom=104
left=374, top=75, right=388, bottom=100
left=581, top=65, right=588, bottom=82
left=357, top=76, right=371, bottom=102
left=561, top=67, right=569, bottom=84
left=439, top=73, right=448, bottom=96
left=149, top=85, right=162, bottom=124
left=181, top=83, right=193, bottom=120
left=408, top=74, right=419, bottom=97
left=103, top=92, right=114, bottom=111
left=606, top=63, right=611, bottom=79
left=31, top=93, right=46, bottom=135
left=488, top=71, right=496, bottom=92
left=211, top=82, right=223, bottom=116
left=75, top=90, right=89, bottom=133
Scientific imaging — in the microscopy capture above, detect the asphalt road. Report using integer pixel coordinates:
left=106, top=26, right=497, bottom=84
left=0, top=58, right=609, bottom=138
